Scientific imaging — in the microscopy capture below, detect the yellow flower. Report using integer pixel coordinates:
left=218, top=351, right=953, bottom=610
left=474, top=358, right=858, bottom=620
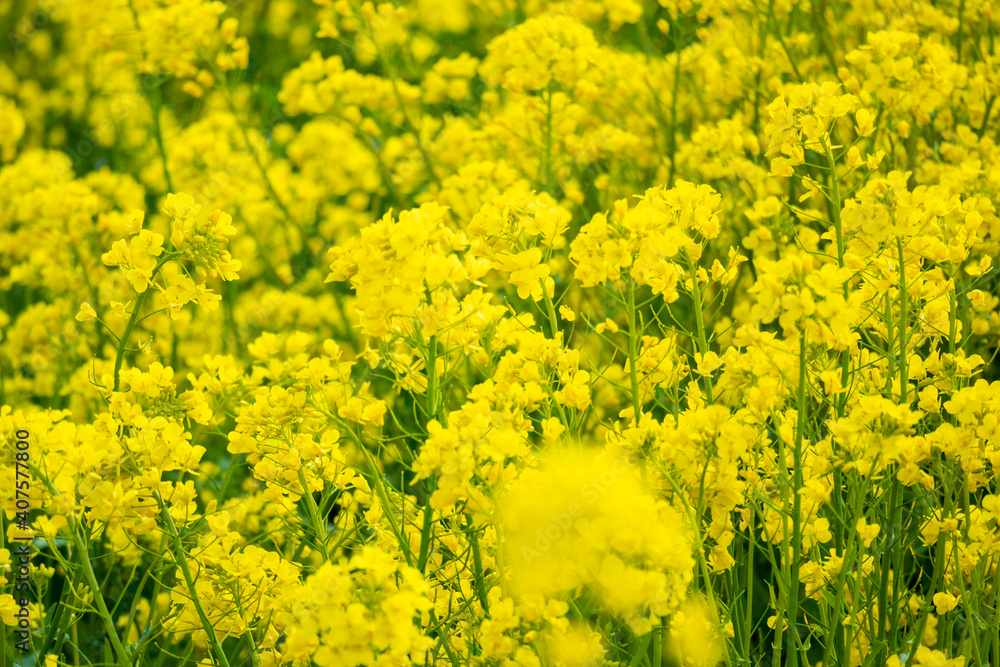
left=854, top=108, right=875, bottom=136
left=933, top=592, right=958, bottom=614
left=856, top=519, right=881, bottom=548
left=541, top=417, right=565, bottom=442
left=500, top=449, right=693, bottom=632
left=670, top=597, right=724, bottom=667
left=75, top=302, right=97, bottom=322
left=110, top=301, right=131, bottom=319
left=0, top=594, right=18, bottom=626
left=766, top=615, right=788, bottom=631
left=316, top=20, right=340, bottom=38
left=555, top=371, right=592, bottom=411
left=595, top=318, right=618, bottom=334
left=124, top=210, right=145, bottom=234
left=498, top=248, right=551, bottom=302
left=912, top=646, right=964, bottom=667
left=101, top=239, right=131, bottom=266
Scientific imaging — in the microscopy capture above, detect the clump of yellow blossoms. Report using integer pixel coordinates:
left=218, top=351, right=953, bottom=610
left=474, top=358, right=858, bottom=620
left=500, top=449, right=694, bottom=635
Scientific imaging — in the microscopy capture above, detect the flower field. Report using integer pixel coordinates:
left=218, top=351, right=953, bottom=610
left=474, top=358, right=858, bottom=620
left=2, top=0, right=1000, bottom=665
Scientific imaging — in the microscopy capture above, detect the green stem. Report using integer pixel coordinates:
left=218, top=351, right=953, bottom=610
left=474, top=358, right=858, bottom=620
left=889, top=478, right=906, bottom=653
left=416, top=496, right=435, bottom=573
left=653, top=620, right=663, bottom=667
left=113, top=292, right=150, bottom=392
left=990, top=558, right=1000, bottom=667
left=660, top=469, right=723, bottom=651
left=297, top=466, right=331, bottom=563
left=416, top=333, right=442, bottom=573
left=785, top=332, right=807, bottom=667
left=876, top=477, right=899, bottom=664
left=951, top=528, right=981, bottom=660
left=822, top=474, right=864, bottom=666
left=425, top=333, right=441, bottom=423
left=112, top=259, right=170, bottom=392
left=45, top=565, right=85, bottom=661
left=773, top=435, right=793, bottom=664
left=823, top=138, right=845, bottom=262
left=884, top=293, right=896, bottom=394
left=626, top=277, right=642, bottom=418
left=686, top=255, right=714, bottom=402
left=630, top=632, right=652, bottom=667
left=35, top=475, right=131, bottom=667
left=744, top=515, right=755, bottom=663
left=823, top=139, right=851, bottom=419
left=905, top=463, right=952, bottom=667
left=357, top=440, right=415, bottom=567
left=543, top=289, right=561, bottom=342
left=978, top=95, right=995, bottom=138
left=464, top=514, right=490, bottom=616
left=948, top=264, right=958, bottom=356
left=897, top=239, right=908, bottom=402
left=156, top=493, right=233, bottom=667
